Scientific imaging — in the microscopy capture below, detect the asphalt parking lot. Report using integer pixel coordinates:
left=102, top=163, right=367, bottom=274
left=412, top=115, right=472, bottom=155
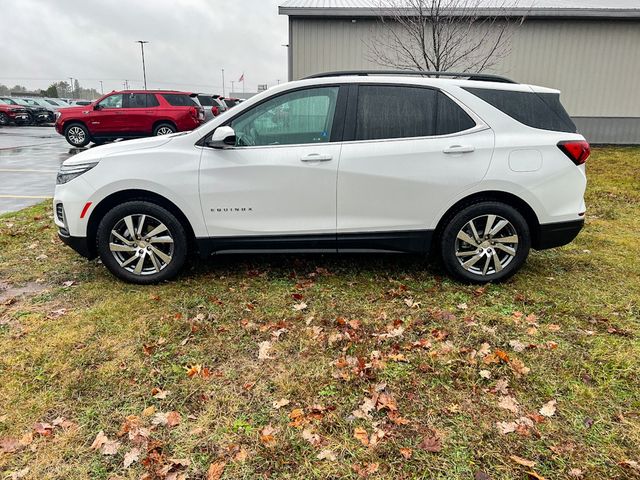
left=0, top=126, right=77, bottom=214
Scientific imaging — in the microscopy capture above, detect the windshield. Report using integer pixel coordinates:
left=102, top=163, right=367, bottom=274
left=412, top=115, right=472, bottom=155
left=0, top=98, right=18, bottom=105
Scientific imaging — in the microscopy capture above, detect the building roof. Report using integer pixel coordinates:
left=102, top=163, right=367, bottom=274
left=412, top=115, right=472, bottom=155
left=279, top=0, right=640, bottom=18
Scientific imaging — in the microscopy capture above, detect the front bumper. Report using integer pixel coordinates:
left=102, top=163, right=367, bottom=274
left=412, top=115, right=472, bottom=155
left=534, top=219, right=585, bottom=250
left=58, top=230, right=95, bottom=259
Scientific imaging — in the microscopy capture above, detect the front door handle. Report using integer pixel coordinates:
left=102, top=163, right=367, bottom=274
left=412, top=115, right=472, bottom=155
left=301, top=154, right=333, bottom=162
left=443, top=145, right=475, bottom=154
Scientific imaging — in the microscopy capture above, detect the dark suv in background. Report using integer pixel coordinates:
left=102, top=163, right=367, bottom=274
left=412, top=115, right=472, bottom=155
left=0, top=97, right=53, bottom=124
left=55, top=90, right=205, bottom=147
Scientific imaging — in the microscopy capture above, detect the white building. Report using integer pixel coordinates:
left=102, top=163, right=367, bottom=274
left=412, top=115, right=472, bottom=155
left=279, top=0, right=640, bottom=144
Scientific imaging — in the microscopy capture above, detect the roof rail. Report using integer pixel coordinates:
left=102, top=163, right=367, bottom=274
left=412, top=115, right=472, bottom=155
left=303, top=70, right=517, bottom=84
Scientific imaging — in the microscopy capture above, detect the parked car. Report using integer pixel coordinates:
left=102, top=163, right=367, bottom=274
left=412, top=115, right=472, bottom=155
left=196, top=94, right=228, bottom=121
left=53, top=71, right=588, bottom=284
left=42, top=98, right=71, bottom=108
left=223, top=97, right=242, bottom=109
left=0, top=101, right=32, bottom=125
left=13, top=98, right=57, bottom=122
left=0, top=97, right=52, bottom=124
left=54, top=90, right=205, bottom=147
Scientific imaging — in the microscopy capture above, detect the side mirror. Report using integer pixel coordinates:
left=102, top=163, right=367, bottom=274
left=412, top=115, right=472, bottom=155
left=93, top=103, right=101, bottom=110
left=206, top=126, right=236, bottom=149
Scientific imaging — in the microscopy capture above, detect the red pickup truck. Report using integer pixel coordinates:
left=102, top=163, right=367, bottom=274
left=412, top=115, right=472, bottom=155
left=55, top=90, right=205, bottom=147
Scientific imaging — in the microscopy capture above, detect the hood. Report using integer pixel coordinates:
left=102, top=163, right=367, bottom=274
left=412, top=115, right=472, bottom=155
left=63, top=135, right=174, bottom=166
left=61, top=105, right=92, bottom=115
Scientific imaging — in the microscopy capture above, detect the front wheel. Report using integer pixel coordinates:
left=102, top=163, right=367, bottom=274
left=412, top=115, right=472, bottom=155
left=64, top=123, right=90, bottom=147
left=0, top=113, right=9, bottom=126
left=96, top=201, right=188, bottom=284
left=440, top=202, right=531, bottom=283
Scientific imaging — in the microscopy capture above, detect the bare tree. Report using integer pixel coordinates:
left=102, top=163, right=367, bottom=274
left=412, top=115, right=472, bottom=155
left=367, top=0, right=523, bottom=73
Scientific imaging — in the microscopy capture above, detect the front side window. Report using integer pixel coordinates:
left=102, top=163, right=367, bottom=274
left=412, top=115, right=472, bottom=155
left=230, top=87, right=338, bottom=147
left=355, top=85, right=475, bottom=141
left=98, top=94, right=123, bottom=109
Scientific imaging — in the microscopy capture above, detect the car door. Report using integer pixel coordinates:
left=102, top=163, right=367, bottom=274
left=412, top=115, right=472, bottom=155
left=198, top=85, right=346, bottom=245
left=91, top=93, right=124, bottom=135
left=337, top=84, right=494, bottom=252
left=121, top=93, right=150, bottom=134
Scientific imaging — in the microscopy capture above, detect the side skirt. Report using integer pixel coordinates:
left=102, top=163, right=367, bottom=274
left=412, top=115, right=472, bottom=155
left=196, top=230, right=433, bottom=258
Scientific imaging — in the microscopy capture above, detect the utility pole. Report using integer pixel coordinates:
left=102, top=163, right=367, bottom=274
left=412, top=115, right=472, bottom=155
left=221, top=68, right=225, bottom=97
left=136, top=40, right=149, bottom=90
left=69, top=77, right=74, bottom=98
left=99, top=81, right=104, bottom=95
left=231, top=81, right=235, bottom=95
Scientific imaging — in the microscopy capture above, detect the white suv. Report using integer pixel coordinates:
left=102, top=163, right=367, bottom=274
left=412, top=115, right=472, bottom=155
left=53, top=71, right=588, bottom=284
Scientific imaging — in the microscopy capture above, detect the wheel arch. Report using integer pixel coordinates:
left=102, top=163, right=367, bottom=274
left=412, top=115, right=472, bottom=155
left=433, top=190, right=542, bottom=249
left=86, top=189, right=197, bottom=258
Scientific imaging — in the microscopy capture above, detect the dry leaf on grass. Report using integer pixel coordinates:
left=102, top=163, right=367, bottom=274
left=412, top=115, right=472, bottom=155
left=90, top=430, right=120, bottom=455
left=317, top=448, right=337, bottom=461
left=206, top=461, right=227, bottom=480
left=258, top=341, right=273, bottom=360
left=399, top=447, right=412, bottom=459
left=418, top=433, right=442, bottom=452
left=259, top=425, right=277, bottom=447
left=123, top=447, right=141, bottom=468
left=272, top=398, right=290, bottom=409
left=354, top=427, right=369, bottom=446
left=302, top=428, right=322, bottom=447
left=539, top=400, right=557, bottom=417
left=510, top=455, right=536, bottom=468
left=498, top=396, right=520, bottom=414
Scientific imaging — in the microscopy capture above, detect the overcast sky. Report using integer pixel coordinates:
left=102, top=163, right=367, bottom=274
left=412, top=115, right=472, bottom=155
left=0, top=0, right=288, bottom=95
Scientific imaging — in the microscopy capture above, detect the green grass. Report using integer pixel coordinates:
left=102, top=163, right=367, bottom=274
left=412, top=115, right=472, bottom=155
left=0, top=147, right=639, bottom=479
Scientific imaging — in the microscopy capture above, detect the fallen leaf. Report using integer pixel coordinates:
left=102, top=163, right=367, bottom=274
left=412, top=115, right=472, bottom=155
left=0, top=437, right=20, bottom=454
left=474, top=471, right=492, bottom=480
left=142, top=406, right=156, bottom=417
left=399, top=447, right=413, bottom=459
left=509, top=339, right=526, bottom=352
left=32, top=422, right=54, bottom=436
left=619, top=460, right=640, bottom=471
left=526, top=471, right=548, bottom=480
left=293, top=302, right=308, bottom=311
left=354, top=427, right=369, bottom=446
left=568, top=468, right=584, bottom=478
left=539, top=400, right=557, bottom=417
left=354, top=462, right=379, bottom=477
left=123, top=447, right=141, bottom=468
left=317, top=449, right=337, bottom=461
left=418, top=433, right=442, bottom=452
left=258, top=340, right=273, bottom=360
left=498, top=396, right=520, bottom=414
left=302, top=428, right=321, bottom=447
left=185, top=364, right=202, bottom=377
left=8, top=467, right=29, bottom=479
left=496, top=421, right=518, bottom=434
left=152, top=388, right=170, bottom=399
left=259, top=425, right=277, bottom=447
left=511, top=455, right=536, bottom=468
left=91, top=430, right=120, bottom=455
left=166, top=411, right=181, bottom=428
left=376, top=391, right=398, bottom=412
left=272, top=398, right=290, bottom=410
left=479, top=369, right=492, bottom=379
left=206, top=461, right=227, bottom=480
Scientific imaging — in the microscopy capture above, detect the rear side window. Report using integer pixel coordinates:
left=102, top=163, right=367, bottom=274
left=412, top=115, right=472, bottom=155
left=125, top=93, right=148, bottom=108
left=161, top=94, right=198, bottom=107
left=355, top=86, right=475, bottom=141
left=464, top=87, right=576, bottom=133
left=198, top=95, right=213, bottom=106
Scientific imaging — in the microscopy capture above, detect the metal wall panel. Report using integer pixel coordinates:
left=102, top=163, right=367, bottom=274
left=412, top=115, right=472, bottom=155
left=290, top=18, right=640, bottom=119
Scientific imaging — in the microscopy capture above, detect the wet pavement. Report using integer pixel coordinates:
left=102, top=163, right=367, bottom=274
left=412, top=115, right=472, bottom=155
left=0, top=126, right=79, bottom=214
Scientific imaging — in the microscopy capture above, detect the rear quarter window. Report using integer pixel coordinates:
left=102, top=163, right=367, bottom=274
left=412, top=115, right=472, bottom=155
left=464, top=87, right=576, bottom=133
left=161, top=94, right=198, bottom=107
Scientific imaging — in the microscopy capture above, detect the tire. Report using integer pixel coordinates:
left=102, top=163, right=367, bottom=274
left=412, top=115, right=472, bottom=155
left=64, top=123, right=90, bottom=147
left=96, top=201, right=188, bottom=284
left=153, top=123, right=176, bottom=136
left=0, top=113, right=8, bottom=126
left=440, top=201, right=531, bottom=283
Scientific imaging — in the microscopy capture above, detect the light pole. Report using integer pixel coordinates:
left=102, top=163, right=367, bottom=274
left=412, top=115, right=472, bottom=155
left=136, top=40, right=149, bottom=90
left=99, top=80, right=104, bottom=95
left=221, top=68, right=225, bottom=97
left=69, top=77, right=74, bottom=98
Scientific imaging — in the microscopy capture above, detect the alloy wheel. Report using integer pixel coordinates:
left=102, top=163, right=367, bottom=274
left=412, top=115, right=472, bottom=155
left=155, top=126, right=174, bottom=135
left=454, top=214, right=519, bottom=276
left=108, top=214, right=175, bottom=276
left=67, top=126, right=86, bottom=145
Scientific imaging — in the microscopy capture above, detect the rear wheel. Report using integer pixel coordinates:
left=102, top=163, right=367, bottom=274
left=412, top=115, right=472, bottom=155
left=64, top=123, right=90, bottom=147
left=440, top=202, right=531, bottom=283
left=153, top=123, right=176, bottom=136
left=96, top=201, right=188, bottom=284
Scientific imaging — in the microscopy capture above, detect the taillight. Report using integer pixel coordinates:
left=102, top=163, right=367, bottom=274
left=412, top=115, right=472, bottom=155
left=558, top=140, right=590, bottom=165
left=212, top=106, right=219, bottom=116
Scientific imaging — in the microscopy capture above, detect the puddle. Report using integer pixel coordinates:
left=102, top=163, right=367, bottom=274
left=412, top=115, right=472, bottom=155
left=0, top=280, right=47, bottom=304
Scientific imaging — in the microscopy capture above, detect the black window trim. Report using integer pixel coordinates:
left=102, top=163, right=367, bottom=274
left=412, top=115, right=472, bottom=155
left=344, top=82, right=486, bottom=144
left=196, top=84, right=349, bottom=148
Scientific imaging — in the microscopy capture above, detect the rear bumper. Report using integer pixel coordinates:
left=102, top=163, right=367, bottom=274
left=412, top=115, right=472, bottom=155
left=534, top=219, right=584, bottom=250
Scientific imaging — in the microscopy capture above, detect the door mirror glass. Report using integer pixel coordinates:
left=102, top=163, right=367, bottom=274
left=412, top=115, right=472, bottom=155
left=206, top=126, right=236, bottom=149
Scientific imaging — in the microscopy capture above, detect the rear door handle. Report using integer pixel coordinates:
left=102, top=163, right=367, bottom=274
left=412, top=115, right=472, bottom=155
left=443, top=145, right=475, bottom=154
left=301, top=154, right=333, bottom=162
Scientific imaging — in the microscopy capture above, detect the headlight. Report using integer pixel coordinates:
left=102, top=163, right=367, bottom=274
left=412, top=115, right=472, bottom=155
left=56, top=162, right=98, bottom=185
